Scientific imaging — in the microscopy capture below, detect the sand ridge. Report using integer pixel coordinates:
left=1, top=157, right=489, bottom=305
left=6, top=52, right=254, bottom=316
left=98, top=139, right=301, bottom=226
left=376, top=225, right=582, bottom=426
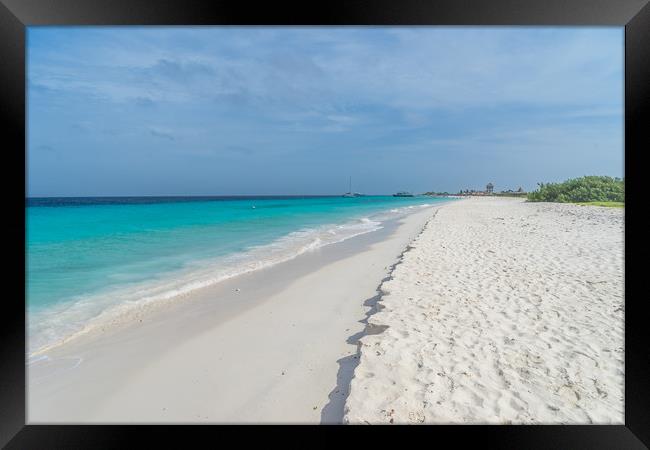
left=344, top=197, right=624, bottom=424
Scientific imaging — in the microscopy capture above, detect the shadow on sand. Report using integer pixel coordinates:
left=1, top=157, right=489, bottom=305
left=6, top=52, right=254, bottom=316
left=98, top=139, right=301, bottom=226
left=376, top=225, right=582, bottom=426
left=319, top=213, right=434, bottom=424
left=319, top=281, right=390, bottom=424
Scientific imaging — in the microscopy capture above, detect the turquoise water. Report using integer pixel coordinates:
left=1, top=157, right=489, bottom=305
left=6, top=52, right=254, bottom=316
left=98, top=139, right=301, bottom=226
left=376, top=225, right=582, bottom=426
left=27, top=195, right=451, bottom=354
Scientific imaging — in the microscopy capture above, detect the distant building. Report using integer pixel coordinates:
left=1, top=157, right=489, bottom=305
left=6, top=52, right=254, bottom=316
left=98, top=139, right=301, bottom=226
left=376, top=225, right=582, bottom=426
left=486, top=182, right=494, bottom=194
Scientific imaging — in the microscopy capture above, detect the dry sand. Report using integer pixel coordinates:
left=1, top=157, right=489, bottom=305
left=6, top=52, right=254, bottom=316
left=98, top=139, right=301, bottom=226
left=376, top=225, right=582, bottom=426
left=344, top=197, right=624, bottom=424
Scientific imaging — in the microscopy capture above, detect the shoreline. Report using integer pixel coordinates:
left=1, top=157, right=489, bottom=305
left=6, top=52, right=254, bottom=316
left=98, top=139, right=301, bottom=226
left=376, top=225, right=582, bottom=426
left=28, top=201, right=444, bottom=358
left=28, top=197, right=623, bottom=424
left=28, top=204, right=444, bottom=423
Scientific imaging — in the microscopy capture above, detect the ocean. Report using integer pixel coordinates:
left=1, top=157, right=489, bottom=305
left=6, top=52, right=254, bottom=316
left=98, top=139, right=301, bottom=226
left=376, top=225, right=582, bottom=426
left=26, top=195, right=452, bottom=356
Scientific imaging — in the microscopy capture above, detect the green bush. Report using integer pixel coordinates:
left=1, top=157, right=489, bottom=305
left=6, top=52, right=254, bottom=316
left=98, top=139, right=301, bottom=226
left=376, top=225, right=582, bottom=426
left=527, top=176, right=624, bottom=203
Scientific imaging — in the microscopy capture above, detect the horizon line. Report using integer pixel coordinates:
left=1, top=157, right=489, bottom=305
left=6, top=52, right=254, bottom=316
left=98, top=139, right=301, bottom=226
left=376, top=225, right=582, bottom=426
left=26, top=193, right=452, bottom=199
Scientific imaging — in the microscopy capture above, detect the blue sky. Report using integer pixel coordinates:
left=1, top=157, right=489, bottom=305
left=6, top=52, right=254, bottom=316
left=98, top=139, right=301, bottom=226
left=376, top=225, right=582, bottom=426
left=27, top=27, right=623, bottom=196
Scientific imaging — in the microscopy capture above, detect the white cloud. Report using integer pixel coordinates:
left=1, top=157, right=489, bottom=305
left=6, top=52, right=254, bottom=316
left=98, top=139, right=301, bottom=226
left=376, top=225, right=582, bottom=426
left=29, top=27, right=623, bottom=116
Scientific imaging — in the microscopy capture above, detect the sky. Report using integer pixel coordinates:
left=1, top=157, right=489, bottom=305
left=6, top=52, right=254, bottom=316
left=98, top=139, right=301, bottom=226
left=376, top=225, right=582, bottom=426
left=27, top=27, right=624, bottom=196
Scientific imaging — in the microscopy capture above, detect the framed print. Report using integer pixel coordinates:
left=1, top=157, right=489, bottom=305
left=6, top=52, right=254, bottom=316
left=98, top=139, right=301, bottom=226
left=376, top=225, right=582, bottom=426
left=1, top=0, right=648, bottom=447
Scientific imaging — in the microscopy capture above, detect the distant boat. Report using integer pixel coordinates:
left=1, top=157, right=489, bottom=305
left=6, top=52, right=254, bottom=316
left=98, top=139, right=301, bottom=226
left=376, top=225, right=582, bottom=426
left=393, top=191, right=414, bottom=197
left=343, top=176, right=364, bottom=197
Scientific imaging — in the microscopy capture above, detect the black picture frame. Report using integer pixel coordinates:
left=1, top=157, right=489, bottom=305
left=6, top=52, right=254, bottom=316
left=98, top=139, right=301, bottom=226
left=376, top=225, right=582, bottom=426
left=1, top=0, right=648, bottom=447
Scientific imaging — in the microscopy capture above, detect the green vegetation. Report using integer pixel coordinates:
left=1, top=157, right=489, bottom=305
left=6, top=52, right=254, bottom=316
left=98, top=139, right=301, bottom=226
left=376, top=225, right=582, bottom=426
left=575, top=201, right=624, bottom=208
left=493, top=192, right=527, bottom=198
left=527, top=176, right=624, bottom=204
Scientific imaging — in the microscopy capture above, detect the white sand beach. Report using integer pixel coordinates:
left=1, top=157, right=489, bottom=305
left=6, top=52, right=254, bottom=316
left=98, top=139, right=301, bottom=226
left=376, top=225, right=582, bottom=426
left=344, top=197, right=624, bottom=424
left=28, top=198, right=624, bottom=424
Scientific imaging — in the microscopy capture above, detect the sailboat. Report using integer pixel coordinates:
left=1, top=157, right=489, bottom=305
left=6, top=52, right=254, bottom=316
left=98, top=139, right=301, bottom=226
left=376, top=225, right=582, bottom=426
left=342, top=176, right=364, bottom=197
